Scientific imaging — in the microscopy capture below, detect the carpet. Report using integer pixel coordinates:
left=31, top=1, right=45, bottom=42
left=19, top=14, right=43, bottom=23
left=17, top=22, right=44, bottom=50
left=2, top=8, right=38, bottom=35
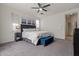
left=0, top=39, right=73, bottom=56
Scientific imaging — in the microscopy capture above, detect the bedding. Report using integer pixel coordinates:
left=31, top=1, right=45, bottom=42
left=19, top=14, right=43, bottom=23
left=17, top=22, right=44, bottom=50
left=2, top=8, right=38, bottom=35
left=23, top=28, right=36, bottom=31
left=22, top=30, right=51, bottom=45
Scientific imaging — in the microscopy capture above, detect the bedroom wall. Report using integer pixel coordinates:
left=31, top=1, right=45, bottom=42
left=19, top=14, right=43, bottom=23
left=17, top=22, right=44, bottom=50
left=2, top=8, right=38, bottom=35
left=0, top=4, right=36, bottom=44
left=40, top=13, right=65, bottom=39
left=0, top=4, right=79, bottom=44
left=0, top=6, right=2, bottom=42
left=40, top=8, right=79, bottom=39
left=0, top=5, right=15, bottom=44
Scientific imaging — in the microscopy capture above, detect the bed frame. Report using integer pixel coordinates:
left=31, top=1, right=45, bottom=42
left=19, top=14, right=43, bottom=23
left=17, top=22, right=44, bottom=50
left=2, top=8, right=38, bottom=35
left=21, top=24, right=36, bottom=32
left=21, top=24, right=36, bottom=45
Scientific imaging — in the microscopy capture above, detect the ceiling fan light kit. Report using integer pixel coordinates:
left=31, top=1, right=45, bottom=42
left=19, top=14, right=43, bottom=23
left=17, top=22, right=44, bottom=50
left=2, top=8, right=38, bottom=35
left=39, top=8, right=42, bottom=11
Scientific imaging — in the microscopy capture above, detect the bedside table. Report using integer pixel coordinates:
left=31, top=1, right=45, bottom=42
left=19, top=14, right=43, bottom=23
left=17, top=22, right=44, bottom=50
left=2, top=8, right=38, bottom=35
left=15, top=32, right=22, bottom=41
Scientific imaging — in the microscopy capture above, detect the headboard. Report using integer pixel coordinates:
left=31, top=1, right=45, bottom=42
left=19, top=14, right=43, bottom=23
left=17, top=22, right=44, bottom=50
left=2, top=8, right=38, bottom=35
left=21, top=24, right=36, bottom=32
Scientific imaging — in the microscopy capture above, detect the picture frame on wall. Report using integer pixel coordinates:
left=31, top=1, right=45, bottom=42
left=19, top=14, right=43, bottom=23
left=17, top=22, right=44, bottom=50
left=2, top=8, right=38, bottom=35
left=22, top=19, right=26, bottom=24
left=21, top=18, right=36, bottom=26
left=28, top=20, right=31, bottom=25
left=32, top=20, right=36, bottom=26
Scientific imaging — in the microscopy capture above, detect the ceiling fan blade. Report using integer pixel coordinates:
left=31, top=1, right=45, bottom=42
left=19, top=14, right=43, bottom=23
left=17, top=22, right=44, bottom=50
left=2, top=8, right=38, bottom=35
left=38, top=3, right=41, bottom=7
left=32, top=7, right=39, bottom=9
left=42, top=9, right=47, bottom=11
left=43, top=4, right=50, bottom=8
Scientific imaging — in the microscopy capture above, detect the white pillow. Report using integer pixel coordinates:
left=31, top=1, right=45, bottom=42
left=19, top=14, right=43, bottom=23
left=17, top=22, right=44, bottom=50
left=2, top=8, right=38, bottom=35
left=23, top=28, right=36, bottom=32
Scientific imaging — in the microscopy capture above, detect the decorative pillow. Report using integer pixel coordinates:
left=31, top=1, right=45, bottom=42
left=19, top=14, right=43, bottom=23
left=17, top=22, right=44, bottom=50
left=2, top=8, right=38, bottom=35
left=23, top=28, right=36, bottom=32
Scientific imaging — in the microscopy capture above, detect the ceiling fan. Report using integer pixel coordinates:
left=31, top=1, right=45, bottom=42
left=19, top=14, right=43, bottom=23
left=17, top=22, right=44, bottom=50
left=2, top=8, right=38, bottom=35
left=32, top=3, right=51, bottom=13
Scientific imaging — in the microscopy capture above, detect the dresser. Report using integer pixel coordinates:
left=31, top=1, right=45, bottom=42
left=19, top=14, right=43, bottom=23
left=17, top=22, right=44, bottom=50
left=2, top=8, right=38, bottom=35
left=74, top=28, right=79, bottom=56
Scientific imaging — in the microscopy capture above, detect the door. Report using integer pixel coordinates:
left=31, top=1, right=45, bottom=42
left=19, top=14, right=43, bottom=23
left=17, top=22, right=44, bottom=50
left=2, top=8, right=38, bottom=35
left=65, top=13, right=77, bottom=40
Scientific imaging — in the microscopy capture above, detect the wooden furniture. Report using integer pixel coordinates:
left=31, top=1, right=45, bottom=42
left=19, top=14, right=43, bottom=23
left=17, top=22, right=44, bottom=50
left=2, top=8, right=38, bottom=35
left=20, top=24, right=36, bottom=42
left=74, top=28, right=79, bottom=56
left=15, top=32, right=22, bottom=41
left=21, top=24, right=36, bottom=32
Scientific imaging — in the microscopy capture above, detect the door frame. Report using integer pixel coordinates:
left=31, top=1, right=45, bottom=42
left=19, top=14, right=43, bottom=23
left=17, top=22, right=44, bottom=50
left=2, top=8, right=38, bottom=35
left=65, top=13, right=78, bottom=40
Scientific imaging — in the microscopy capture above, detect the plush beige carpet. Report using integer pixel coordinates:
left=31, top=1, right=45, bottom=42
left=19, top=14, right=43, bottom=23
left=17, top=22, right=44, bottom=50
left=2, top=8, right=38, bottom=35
left=0, top=39, right=73, bottom=56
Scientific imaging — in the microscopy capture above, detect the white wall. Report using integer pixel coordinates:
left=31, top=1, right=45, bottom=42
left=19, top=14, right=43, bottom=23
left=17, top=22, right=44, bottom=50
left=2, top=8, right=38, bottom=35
left=0, top=5, right=12, bottom=43
left=40, top=8, right=79, bottom=39
left=0, top=5, right=34, bottom=44
left=0, top=6, right=2, bottom=42
left=40, top=13, right=65, bottom=39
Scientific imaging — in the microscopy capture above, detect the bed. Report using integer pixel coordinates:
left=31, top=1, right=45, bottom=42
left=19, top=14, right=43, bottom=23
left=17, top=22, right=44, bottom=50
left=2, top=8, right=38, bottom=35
left=21, top=24, right=52, bottom=45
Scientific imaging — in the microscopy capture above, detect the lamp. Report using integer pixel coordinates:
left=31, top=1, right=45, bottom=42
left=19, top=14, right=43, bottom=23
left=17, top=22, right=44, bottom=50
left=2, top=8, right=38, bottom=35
left=13, top=23, right=20, bottom=32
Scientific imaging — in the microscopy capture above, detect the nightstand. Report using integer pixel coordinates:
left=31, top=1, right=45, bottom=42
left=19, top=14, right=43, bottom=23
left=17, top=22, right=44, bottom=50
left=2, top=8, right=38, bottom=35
left=15, top=32, right=22, bottom=41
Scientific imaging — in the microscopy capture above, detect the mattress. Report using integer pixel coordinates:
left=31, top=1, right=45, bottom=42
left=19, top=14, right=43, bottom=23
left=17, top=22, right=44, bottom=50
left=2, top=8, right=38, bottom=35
left=22, top=31, right=50, bottom=45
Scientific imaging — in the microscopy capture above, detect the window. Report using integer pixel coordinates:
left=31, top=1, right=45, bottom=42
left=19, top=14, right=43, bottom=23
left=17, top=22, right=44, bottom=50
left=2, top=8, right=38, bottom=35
left=36, top=20, right=40, bottom=29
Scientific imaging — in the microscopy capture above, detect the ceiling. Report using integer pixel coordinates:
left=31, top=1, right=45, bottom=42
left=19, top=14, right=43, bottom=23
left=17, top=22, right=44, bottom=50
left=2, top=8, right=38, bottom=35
left=1, top=3, right=79, bottom=17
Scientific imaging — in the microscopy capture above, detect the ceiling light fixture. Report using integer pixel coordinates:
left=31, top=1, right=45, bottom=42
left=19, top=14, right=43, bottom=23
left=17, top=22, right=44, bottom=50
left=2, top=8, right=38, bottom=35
left=39, top=8, right=42, bottom=11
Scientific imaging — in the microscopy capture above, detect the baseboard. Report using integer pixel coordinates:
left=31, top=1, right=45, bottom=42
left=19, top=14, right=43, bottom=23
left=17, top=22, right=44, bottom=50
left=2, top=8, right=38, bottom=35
left=0, top=41, right=15, bottom=46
